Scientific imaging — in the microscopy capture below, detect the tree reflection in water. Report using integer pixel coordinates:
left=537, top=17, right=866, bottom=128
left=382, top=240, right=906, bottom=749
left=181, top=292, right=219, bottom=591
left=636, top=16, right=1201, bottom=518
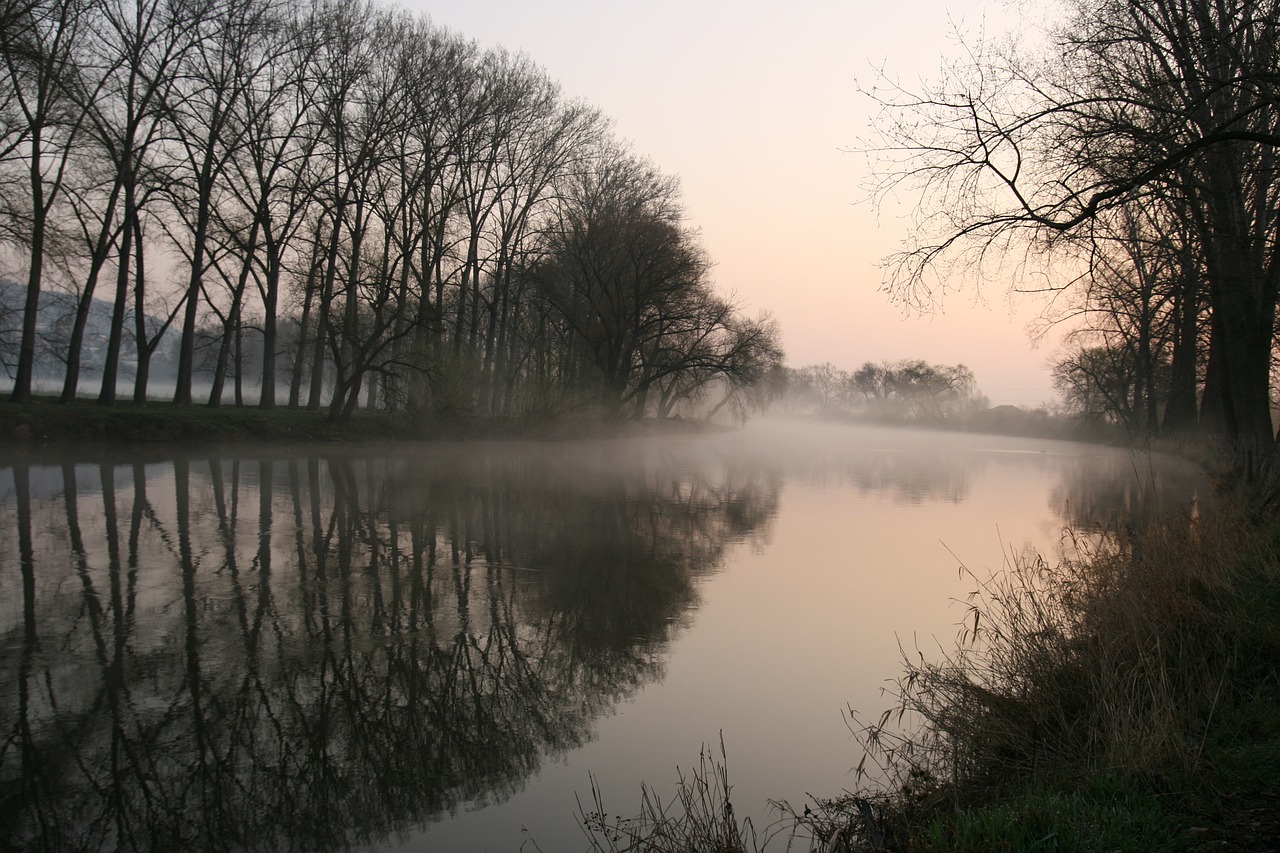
left=0, top=444, right=780, bottom=852
left=1048, top=448, right=1205, bottom=533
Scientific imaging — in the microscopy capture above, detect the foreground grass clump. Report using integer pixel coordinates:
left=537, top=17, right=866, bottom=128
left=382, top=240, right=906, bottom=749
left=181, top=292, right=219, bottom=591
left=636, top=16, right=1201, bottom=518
left=580, top=501, right=1280, bottom=852
left=575, top=739, right=765, bottom=853
left=797, top=775, right=1188, bottom=853
left=818, top=500, right=1280, bottom=851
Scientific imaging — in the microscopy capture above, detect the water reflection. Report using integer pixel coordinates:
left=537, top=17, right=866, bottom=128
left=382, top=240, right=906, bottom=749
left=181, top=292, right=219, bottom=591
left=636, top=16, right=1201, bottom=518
left=0, top=444, right=778, bottom=852
left=734, top=422, right=1204, bottom=521
left=1047, top=446, right=1206, bottom=531
left=731, top=422, right=982, bottom=503
left=0, top=429, right=1205, bottom=851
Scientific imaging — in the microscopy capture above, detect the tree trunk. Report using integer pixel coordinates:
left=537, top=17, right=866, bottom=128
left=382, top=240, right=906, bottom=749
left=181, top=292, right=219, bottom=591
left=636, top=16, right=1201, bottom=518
left=61, top=185, right=123, bottom=403
left=1162, top=275, right=1201, bottom=436
left=98, top=177, right=136, bottom=407
left=11, top=130, right=46, bottom=403
left=258, top=235, right=280, bottom=409
left=131, top=217, right=151, bottom=404
left=308, top=214, right=343, bottom=410
left=173, top=162, right=215, bottom=407
left=1205, top=275, right=1275, bottom=460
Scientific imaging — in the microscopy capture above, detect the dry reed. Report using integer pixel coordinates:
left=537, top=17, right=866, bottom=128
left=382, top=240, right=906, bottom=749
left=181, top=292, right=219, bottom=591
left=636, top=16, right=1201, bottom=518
left=563, top=499, right=1280, bottom=852
left=831, top=498, right=1280, bottom=849
left=575, top=736, right=766, bottom=853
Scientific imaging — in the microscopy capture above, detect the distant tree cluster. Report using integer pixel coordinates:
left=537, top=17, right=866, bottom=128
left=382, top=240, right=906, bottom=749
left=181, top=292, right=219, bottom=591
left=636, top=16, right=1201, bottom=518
left=1047, top=185, right=1213, bottom=437
left=0, top=0, right=781, bottom=420
left=778, top=360, right=987, bottom=423
left=870, top=0, right=1280, bottom=457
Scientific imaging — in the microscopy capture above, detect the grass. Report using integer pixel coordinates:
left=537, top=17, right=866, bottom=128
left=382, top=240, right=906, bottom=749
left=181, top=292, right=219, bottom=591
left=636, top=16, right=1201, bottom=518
left=832, top=496, right=1280, bottom=851
left=0, top=398, right=400, bottom=443
left=575, top=496, right=1280, bottom=851
left=0, top=398, right=728, bottom=445
left=573, top=738, right=766, bottom=853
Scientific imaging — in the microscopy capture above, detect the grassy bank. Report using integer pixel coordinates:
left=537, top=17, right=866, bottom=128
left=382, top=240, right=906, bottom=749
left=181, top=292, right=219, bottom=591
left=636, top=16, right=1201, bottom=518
left=818, top=501, right=1280, bottom=852
left=579, top=499, right=1280, bottom=852
left=0, top=400, right=726, bottom=445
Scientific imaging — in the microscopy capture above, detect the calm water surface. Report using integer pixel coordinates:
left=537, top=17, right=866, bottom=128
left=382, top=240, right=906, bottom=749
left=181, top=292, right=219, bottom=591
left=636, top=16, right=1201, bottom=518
left=0, top=421, right=1204, bottom=851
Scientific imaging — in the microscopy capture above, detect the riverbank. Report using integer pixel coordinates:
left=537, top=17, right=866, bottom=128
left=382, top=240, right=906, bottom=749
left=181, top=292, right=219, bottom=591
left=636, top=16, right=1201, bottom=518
left=0, top=400, right=727, bottom=446
left=579, top=495, right=1280, bottom=852
left=813, top=497, right=1280, bottom=852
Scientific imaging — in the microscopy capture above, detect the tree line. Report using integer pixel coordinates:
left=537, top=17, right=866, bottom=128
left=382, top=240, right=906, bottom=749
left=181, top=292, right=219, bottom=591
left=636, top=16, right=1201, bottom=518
left=0, top=0, right=782, bottom=420
left=778, top=360, right=986, bottom=423
left=870, top=0, right=1280, bottom=461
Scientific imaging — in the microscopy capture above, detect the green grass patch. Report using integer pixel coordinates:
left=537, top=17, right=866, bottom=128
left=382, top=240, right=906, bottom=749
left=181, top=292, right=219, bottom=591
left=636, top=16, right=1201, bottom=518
left=0, top=399, right=391, bottom=443
left=912, top=779, right=1189, bottom=853
left=818, top=497, right=1280, bottom=852
left=0, top=400, right=731, bottom=447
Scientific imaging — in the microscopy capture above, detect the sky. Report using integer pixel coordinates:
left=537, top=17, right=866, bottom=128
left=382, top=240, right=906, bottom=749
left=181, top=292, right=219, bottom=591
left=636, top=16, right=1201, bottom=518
left=401, top=0, right=1066, bottom=407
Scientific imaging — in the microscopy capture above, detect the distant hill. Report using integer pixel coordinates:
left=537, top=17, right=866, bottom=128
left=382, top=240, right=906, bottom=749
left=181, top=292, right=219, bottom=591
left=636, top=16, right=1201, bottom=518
left=0, top=278, right=178, bottom=385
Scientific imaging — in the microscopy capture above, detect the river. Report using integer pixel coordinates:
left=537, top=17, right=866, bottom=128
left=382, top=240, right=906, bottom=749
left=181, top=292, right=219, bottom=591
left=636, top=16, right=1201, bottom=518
left=0, top=420, right=1204, bottom=851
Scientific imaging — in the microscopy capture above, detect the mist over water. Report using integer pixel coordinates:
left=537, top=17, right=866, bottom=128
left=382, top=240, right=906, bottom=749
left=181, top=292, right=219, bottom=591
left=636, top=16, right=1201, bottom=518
left=0, top=421, right=1204, bottom=851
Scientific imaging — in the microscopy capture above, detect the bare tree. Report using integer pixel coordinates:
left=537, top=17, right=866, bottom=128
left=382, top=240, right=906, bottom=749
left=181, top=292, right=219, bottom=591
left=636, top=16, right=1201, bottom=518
left=478, top=65, right=603, bottom=415
left=163, top=0, right=285, bottom=406
left=1053, top=340, right=1152, bottom=431
left=533, top=146, right=710, bottom=416
left=1, top=0, right=781, bottom=423
left=198, top=0, right=317, bottom=408
left=80, top=0, right=198, bottom=405
left=1041, top=200, right=1195, bottom=438
left=869, top=0, right=1280, bottom=457
left=2, top=0, right=94, bottom=401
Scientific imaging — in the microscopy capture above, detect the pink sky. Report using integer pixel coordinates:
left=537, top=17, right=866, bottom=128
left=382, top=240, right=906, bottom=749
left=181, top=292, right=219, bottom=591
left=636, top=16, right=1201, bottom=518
left=405, top=0, right=1065, bottom=407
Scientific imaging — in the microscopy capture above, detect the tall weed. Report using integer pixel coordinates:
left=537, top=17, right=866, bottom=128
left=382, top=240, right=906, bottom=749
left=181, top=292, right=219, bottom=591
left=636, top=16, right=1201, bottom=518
left=838, top=499, right=1280, bottom=847
left=575, top=737, right=767, bottom=853
left=567, top=501, right=1280, bottom=852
